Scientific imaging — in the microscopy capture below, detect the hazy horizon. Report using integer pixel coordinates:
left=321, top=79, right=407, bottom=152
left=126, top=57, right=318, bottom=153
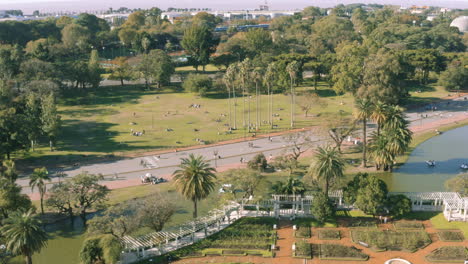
left=0, top=0, right=467, bottom=14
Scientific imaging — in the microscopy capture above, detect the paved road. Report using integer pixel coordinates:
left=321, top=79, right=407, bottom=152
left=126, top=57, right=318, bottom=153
left=18, top=96, right=468, bottom=195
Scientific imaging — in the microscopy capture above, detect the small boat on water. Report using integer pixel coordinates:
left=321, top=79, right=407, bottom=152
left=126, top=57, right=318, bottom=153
left=426, top=160, right=436, bottom=167
left=460, top=163, right=468, bottom=170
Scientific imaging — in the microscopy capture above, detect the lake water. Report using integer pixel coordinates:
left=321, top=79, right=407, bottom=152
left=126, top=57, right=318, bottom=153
left=387, top=125, right=468, bottom=192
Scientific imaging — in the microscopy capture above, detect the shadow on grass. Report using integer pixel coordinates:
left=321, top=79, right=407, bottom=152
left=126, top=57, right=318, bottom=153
left=400, top=211, right=440, bottom=221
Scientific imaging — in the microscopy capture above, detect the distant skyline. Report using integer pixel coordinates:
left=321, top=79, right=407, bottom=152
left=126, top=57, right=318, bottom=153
left=1, top=0, right=467, bottom=14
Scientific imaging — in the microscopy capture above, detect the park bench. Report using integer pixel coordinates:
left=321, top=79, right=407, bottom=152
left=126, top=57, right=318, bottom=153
left=358, top=241, right=369, bottom=248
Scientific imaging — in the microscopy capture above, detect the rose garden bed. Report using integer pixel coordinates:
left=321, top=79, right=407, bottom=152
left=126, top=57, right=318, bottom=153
left=295, top=225, right=311, bottom=238
left=394, top=221, right=425, bottom=230
left=425, top=246, right=468, bottom=263
left=437, top=230, right=464, bottom=242
left=351, top=229, right=431, bottom=252
left=293, top=241, right=312, bottom=259
left=319, top=244, right=369, bottom=261
left=318, top=229, right=341, bottom=240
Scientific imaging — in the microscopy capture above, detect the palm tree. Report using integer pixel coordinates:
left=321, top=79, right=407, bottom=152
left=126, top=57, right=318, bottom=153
left=272, top=177, right=306, bottom=196
left=311, top=145, right=345, bottom=198
left=286, top=61, right=301, bottom=128
left=0, top=209, right=48, bottom=264
left=369, top=132, right=395, bottom=171
left=251, top=69, right=262, bottom=131
left=173, top=154, right=217, bottom=218
left=29, top=167, right=51, bottom=215
left=354, top=98, right=373, bottom=167
left=224, top=64, right=237, bottom=129
left=370, top=101, right=388, bottom=136
left=264, top=62, right=277, bottom=128
left=239, top=59, right=252, bottom=129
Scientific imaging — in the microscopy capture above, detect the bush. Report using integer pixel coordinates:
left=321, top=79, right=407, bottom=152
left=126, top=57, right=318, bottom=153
left=426, top=246, right=468, bottom=262
left=182, top=73, right=213, bottom=96
left=318, top=229, right=340, bottom=240
left=437, top=231, right=464, bottom=242
left=320, top=244, right=368, bottom=260
left=247, top=153, right=268, bottom=171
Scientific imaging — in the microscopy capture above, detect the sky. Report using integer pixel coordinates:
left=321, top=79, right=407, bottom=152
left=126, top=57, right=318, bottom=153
left=0, top=0, right=467, bottom=14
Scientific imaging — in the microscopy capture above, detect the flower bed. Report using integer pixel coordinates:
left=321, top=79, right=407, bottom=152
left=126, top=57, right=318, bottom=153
left=394, top=221, right=424, bottom=230
left=319, top=244, right=369, bottom=261
left=437, top=230, right=464, bottom=242
left=318, top=229, right=341, bottom=240
left=293, top=241, right=312, bottom=259
left=341, top=217, right=378, bottom=228
left=295, top=225, right=311, bottom=238
left=351, top=229, right=431, bottom=252
left=426, top=246, right=468, bottom=263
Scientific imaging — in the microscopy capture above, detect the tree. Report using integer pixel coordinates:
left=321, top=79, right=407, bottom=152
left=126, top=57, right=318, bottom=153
left=386, top=194, right=411, bottom=218
left=136, top=194, right=175, bottom=232
left=354, top=98, right=373, bottom=167
left=118, top=27, right=138, bottom=46
left=311, top=192, right=334, bottom=223
left=310, top=15, right=358, bottom=51
left=79, top=237, right=103, bottom=264
left=309, top=145, right=344, bottom=198
left=438, top=64, right=468, bottom=92
left=445, top=174, right=468, bottom=196
left=404, top=49, right=445, bottom=84
left=286, top=61, right=300, bottom=128
left=24, top=93, right=42, bottom=151
left=87, top=50, right=102, bottom=89
left=354, top=175, right=388, bottom=216
left=182, top=73, right=213, bottom=96
left=327, top=116, right=357, bottom=153
left=247, top=153, right=268, bottom=172
left=108, top=57, right=133, bottom=86
left=61, top=24, right=90, bottom=51
left=283, top=133, right=312, bottom=162
left=192, top=12, right=220, bottom=29
left=238, top=59, right=252, bottom=129
left=79, top=234, right=121, bottom=264
left=46, top=182, right=75, bottom=223
left=331, top=41, right=366, bottom=94
left=0, top=179, right=32, bottom=220
left=40, top=92, right=61, bottom=151
left=223, top=64, right=237, bottom=129
left=0, top=209, right=48, bottom=264
left=264, top=62, right=277, bottom=127
left=172, top=154, right=216, bottom=218
left=272, top=155, right=298, bottom=176
left=29, top=167, right=51, bottom=215
left=0, top=159, right=18, bottom=183
left=370, top=101, right=388, bottom=136
left=244, top=28, right=273, bottom=58
left=272, top=177, right=305, bottom=196
left=224, top=169, right=264, bottom=198
left=181, top=25, right=216, bottom=72
left=297, top=92, right=323, bottom=117
left=136, top=49, right=174, bottom=89
left=69, top=172, right=109, bottom=227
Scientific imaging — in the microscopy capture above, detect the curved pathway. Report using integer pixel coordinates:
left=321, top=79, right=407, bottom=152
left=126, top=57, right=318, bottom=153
left=21, top=96, right=468, bottom=198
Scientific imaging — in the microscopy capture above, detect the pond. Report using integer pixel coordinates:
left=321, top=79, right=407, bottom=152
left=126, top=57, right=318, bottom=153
left=387, top=125, right=468, bottom=192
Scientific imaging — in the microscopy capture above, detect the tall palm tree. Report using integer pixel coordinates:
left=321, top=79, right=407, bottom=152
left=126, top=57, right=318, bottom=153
left=224, top=64, right=237, bottom=129
left=264, top=62, right=277, bottom=128
left=173, top=154, right=217, bottom=218
left=29, top=167, right=51, bottom=215
left=311, top=145, right=345, bottom=198
left=272, top=177, right=306, bottom=196
left=354, top=98, right=374, bottom=167
left=0, top=209, right=48, bottom=264
left=370, top=101, right=388, bottom=136
left=251, top=69, right=262, bottom=131
left=369, top=132, right=395, bottom=171
left=286, top=61, right=301, bottom=128
left=239, top=59, right=252, bottom=129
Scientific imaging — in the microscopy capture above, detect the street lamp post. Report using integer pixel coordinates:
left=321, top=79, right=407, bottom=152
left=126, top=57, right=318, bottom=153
left=213, top=150, right=219, bottom=168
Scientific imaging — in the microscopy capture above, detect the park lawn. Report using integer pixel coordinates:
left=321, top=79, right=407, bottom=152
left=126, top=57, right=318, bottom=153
left=401, top=82, right=450, bottom=107
left=430, top=213, right=468, bottom=238
left=175, top=64, right=220, bottom=72
left=18, top=82, right=356, bottom=165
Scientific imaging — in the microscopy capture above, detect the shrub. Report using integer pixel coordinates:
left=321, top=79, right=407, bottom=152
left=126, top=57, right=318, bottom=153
left=426, top=246, right=468, bottom=262
left=437, top=231, right=464, bottom=242
left=247, top=153, right=268, bottom=171
left=318, top=229, right=340, bottom=240
left=351, top=230, right=431, bottom=252
left=182, top=73, right=213, bottom=96
left=320, top=244, right=368, bottom=260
